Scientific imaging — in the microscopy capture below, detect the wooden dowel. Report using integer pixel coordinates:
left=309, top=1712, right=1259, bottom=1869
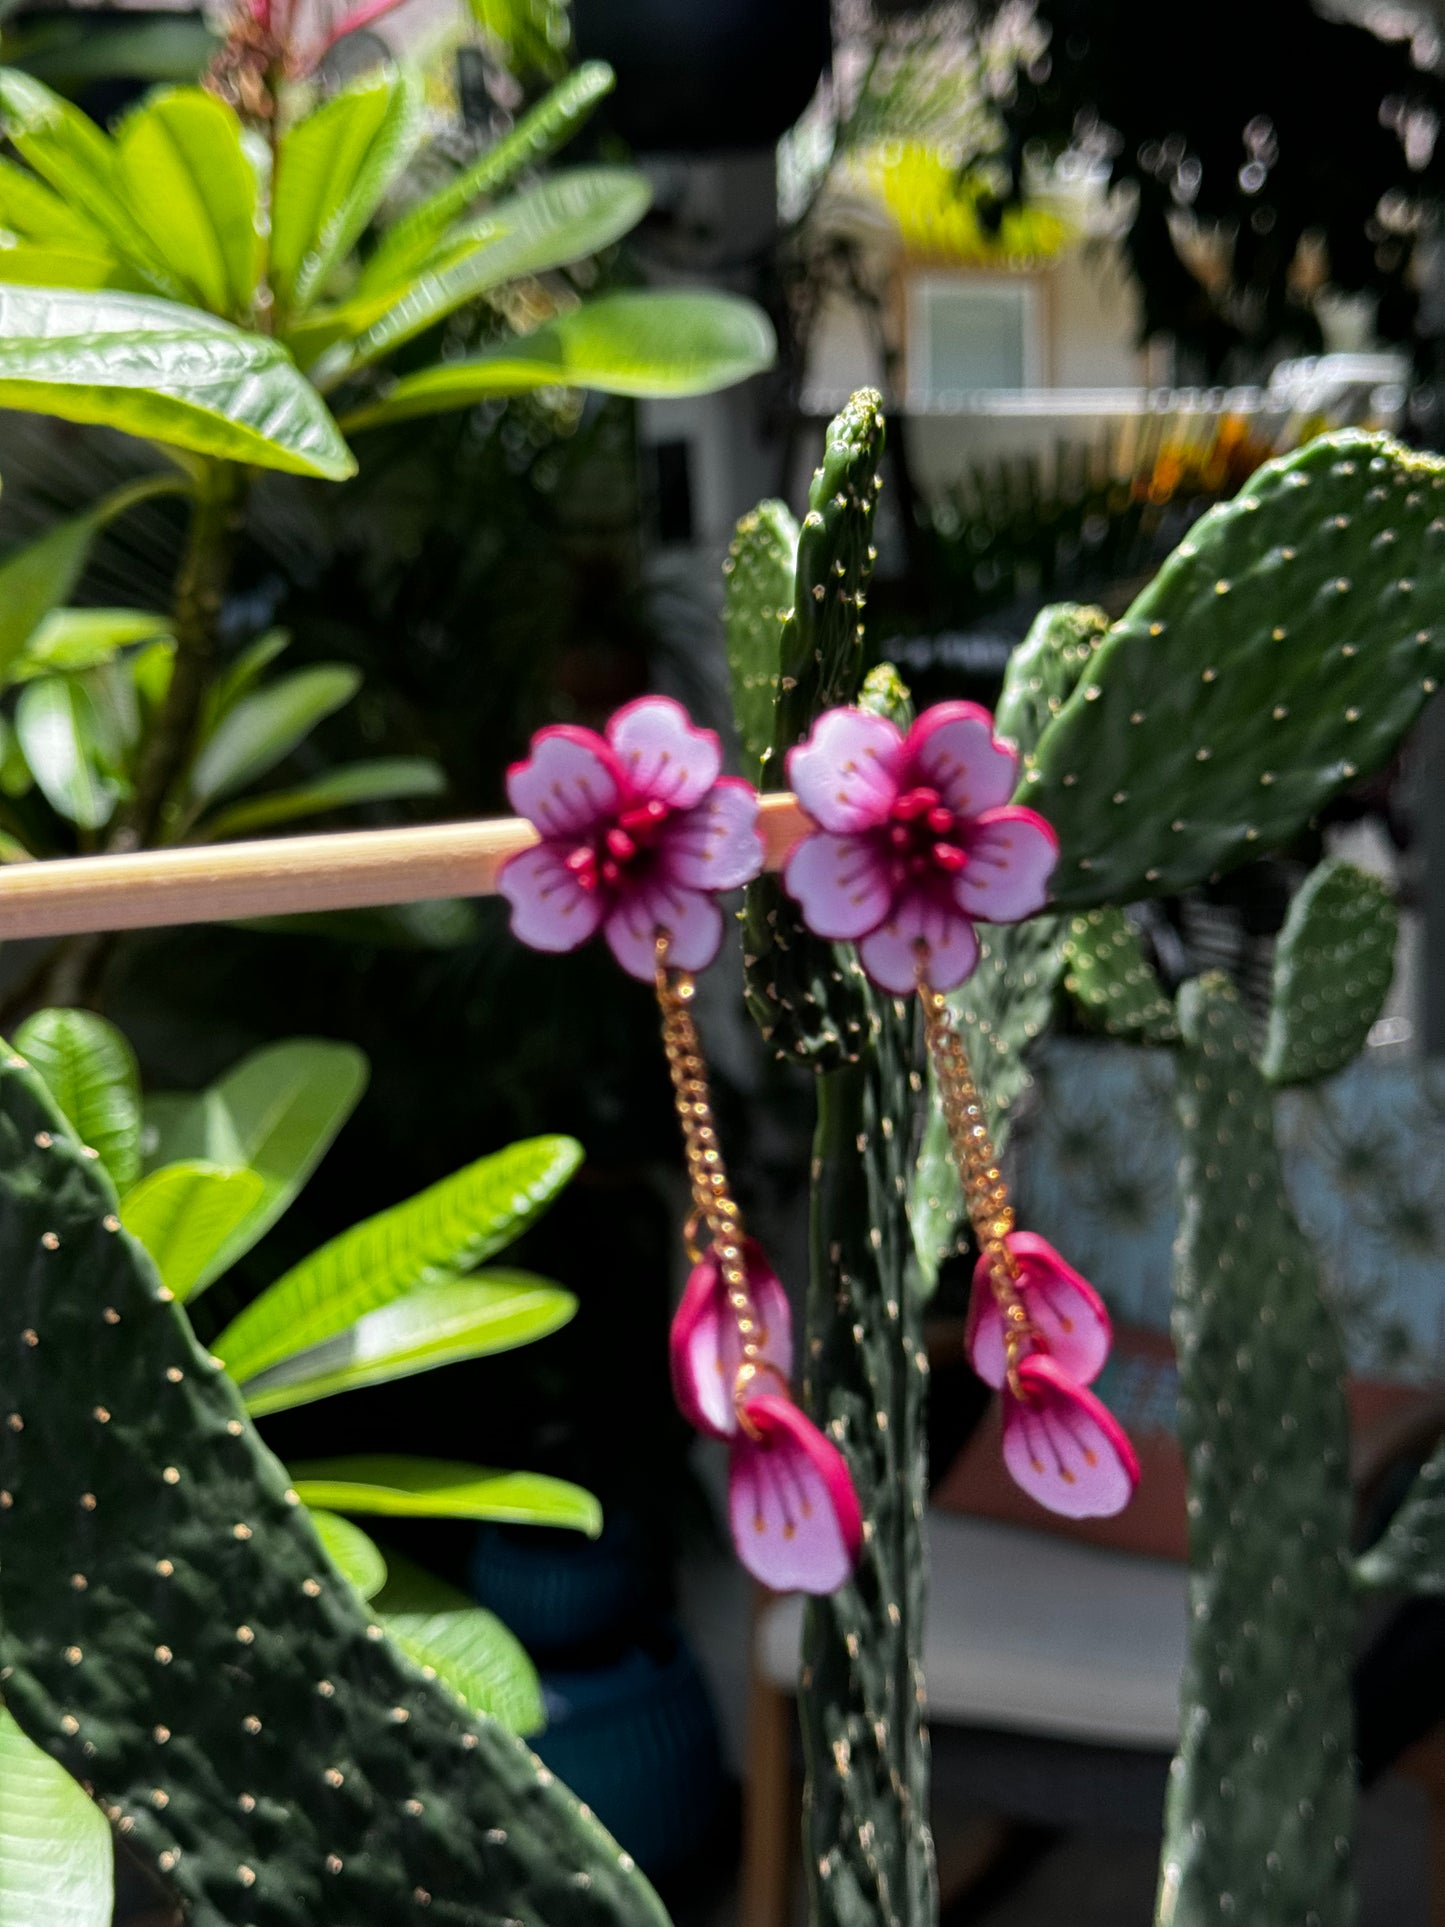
left=0, top=793, right=812, bottom=941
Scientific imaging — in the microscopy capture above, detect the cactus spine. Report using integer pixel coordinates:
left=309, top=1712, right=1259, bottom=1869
left=0, top=1050, right=669, bottom=1927
left=727, top=397, right=936, bottom=1927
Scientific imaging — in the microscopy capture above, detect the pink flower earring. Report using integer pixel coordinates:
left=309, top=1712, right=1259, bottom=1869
left=781, top=700, right=1139, bottom=1520
left=499, top=696, right=863, bottom=1594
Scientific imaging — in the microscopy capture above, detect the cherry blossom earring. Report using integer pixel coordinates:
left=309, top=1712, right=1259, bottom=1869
left=499, top=696, right=862, bottom=1594
left=781, top=699, right=1140, bottom=1520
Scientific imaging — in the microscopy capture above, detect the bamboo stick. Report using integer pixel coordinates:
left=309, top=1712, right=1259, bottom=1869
left=0, top=794, right=812, bottom=941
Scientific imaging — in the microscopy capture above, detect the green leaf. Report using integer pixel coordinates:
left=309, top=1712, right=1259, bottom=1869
left=187, top=663, right=362, bottom=804
left=362, top=61, right=614, bottom=290
left=384, top=1607, right=544, bottom=1735
left=196, top=755, right=445, bottom=840
left=214, top=1133, right=582, bottom=1384
left=11, top=607, right=171, bottom=681
left=0, top=241, right=133, bottom=288
left=0, top=66, right=186, bottom=298
left=270, top=66, right=423, bottom=318
left=240, top=1270, right=576, bottom=1415
left=331, top=167, right=649, bottom=373
left=0, top=1704, right=113, bottom=1927
left=343, top=289, right=777, bottom=430
left=0, top=151, right=106, bottom=247
left=14, top=677, right=122, bottom=828
left=308, top=1507, right=387, bottom=1599
left=12, top=1007, right=141, bottom=1193
left=0, top=473, right=179, bottom=679
left=290, top=1455, right=602, bottom=1534
left=119, top=1160, right=267, bottom=1301
left=203, top=626, right=290, bottom=729
left=115, top=87, right=261, bottom=318
left=0, top=285, right=356, bottom=479
left=143, top=1037, right=367, bottom=1291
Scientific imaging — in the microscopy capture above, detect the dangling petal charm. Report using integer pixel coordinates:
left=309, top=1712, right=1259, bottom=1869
left=1000, top=1355, right=1140, bottom=1520
left=727, top=1394, right=863, bottom=1594
left=966, top=1231, right=1113, bottom=1391
left=670, top=1239, right=793, bottom=1439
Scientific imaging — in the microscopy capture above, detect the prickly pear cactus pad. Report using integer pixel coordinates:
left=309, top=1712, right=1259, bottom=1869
left=1260, top=857, right=1398, bottom=1087
left=992, top=601, right=1109, bottom=770
left=0, top=1053, right=669, bottom=1927
left=802, top=1018, right=935, bottom=1927
left=1062, top=907, right=1178, bottom=1045
left=1356, top=1438, right=1445, bottom=1593
left=1159, top=976, right=1355, bottom=1927
left=1025, top=431, right=1445, bottom=909
left=734, top=390, right=884, bottom=1069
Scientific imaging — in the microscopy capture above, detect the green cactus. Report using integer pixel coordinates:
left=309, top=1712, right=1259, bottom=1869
left=1356, top=1439, right=1445, bottom=1593
left=0, top=1050, right=669, bottom=1927
left=724, top=499, right=799, bottom=791
left=1161, top=974, right=1355, bottom=1927
left=1260, top=858, right=1398, bottom=1086
left=731, top=389, right=885, bottom=1070
left=1062, top=907, right=1179, bottom=1045
left=993, top=600, right=1109, bottom=770
left=1024, top=431, right=1445, bottom=908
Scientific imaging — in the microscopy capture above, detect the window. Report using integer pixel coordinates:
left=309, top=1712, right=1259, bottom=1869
left=908, top=274, right=1043, bottom=402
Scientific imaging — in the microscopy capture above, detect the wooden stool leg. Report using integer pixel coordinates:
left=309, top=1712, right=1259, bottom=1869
left=741, top=1669, right=795, bottom=1927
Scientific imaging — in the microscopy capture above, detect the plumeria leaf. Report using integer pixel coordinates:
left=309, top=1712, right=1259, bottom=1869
left=0, top=285, right=356, bottom=477
left=290, top=1456, right=602, bottom=1535
left=342, top=289, right=776, bottom=429
left=384, top=1608, right=544, bottom=1735
left=202, top=627, right=291, bottom=731
left=0, top=66, right=187, bottom=297
left=239, top=1270, right=576, bottom=1415
left=307, top=1508, right=387, bottom=1599
left=326, top=167, right=649, bottom=374
left=195, top=755, right=444, bottom=840
left=119, top=1160, right=267, bottom=1301
left=0, top=242, right=135, bottom=289
left=186, top=663, right=362, bottom=804
left=213, top=1133, right=582, bottom=1383
left=114, top=87, right=262, bottom=318
left=0, top=150, right=107, bottom=247
left=143, top=1037, right=367, bottom=1291
left=13, top=1007, right=141, bottom=1194
left=0, top=1705, right=113, bottom=1927
left=270, top=65, right=423, bottom=317
left=11, top=607, right=173, bottom=681
left=14, top=676, right=124, bottom=828
left=0, top=473, right=179, bottom=678
left=361, top=60, right=613, bottom=290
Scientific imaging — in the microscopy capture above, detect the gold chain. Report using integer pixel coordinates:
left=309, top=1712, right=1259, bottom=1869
left=918, top=981, right=1035, bottom=1378
left=655, top=937, right=774, bottom=1417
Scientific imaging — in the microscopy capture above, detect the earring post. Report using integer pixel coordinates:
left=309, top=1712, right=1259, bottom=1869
left=0, top=793, right=811, bottom=941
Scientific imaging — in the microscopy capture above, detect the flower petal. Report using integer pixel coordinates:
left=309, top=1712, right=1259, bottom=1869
left=662, top=777, right=765, bottom=891
left=669, top=1239, right=793, bottom=1438
left=967, top=1231, right=1113, bottom=1390
left=782, top=830, right=892, bottom=940
left=904, top=701, right=1019, bottom=816
left=857, top=892, right=979, bottom=994
left=1001, top=1354, right=1139, bottom=1520
left=506, top=725, right=621, bottom=838
left=727, top=1394, right=862, bottom=1594
left=786, top=708, right=904, bottom=832
left=497, top=844, right=604, bottom=954
left=607, top=695, right=722, bottom=810
left=954, top=806, right=1058, bottom=924
left=604, top=880, right=723, bottom=981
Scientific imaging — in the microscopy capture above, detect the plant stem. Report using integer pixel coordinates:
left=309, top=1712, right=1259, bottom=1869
left=16, top=464, right=244, bottom=1014
left=111, top=463, right=243, bottom=857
